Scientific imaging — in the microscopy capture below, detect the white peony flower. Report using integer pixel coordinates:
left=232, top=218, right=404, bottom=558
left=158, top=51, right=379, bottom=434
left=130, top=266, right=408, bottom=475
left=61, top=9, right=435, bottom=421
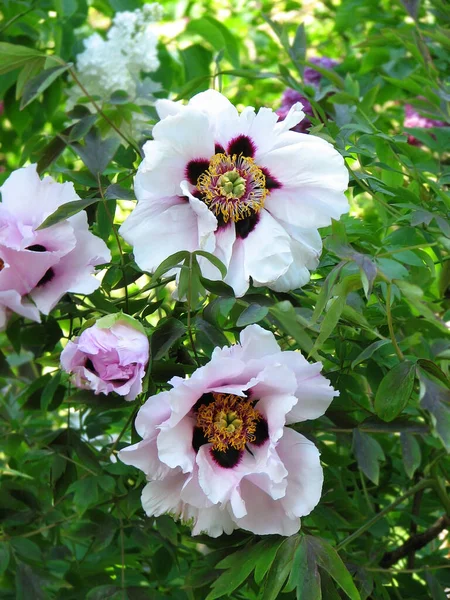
left=120, top=90, right=349, bottom=297
left=119, top=324, right=337, bottom=537
left=0, top=165, right=110, bottom=327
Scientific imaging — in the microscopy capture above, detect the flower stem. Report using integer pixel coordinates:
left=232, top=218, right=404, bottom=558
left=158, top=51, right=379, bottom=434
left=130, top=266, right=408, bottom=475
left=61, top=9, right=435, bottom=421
left=336, top=478, right=434, bottom=551
left=97, top=174, right=129, bottom=314
left=187, top=253, right=200, bottom=365
left=386, top=284, right=404, bottom=361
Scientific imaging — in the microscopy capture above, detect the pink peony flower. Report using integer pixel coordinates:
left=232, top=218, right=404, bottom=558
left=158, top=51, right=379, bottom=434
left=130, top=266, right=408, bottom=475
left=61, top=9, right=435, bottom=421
left=120, top=90, right=348, bottom=297
left=119, top=324, right=337, bottom=537
left=0, top=165, right=110, bottom=328
left=60, top=313, right=149, bottom=401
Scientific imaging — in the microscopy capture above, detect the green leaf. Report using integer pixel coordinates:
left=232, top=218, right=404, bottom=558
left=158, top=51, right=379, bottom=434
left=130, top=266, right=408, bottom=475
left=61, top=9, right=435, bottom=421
left=400, top=432, right=422, bottom=478
left=351, top=340, right=390, bottom=369
left=254, top=537, right=285, bottom=585
left=0, top=42, right=44, bottom=75
left=419, top=374, right=450, bottom=451
left=312, top=262, right=345, bottom=323
left=236, top=304, right=269, bottom=327
left=262, top=536, right=300, bottom=600
left=105, top=183, right=136, bottom=200
left=200, top=277, right=235, bottom=298
left=37, top=198, right=101, bottom=229
left=269, top=301, right=315, bottom=356
left=72, top=129, right=121, bottom=176
left=206, top=541, right=266, bottom=599
left=374, top=361, right=416, bottom=422
left=152, top=251, right=190, bottom=281
left=312, top=295, right=346, bottom=352
left=15, top=562, right=44, bottom=600
left=20, top=64, right=71, bottom=109
left=284, top=537, right=321, bottom=599
left=0, top=542, right=10, bottom=576
left=41, top=371, right=62, bottom=411
left=194, top=250, right=227, bottom=278
left=151, top=318, right=186, bottom=360
left=353, top=430, right=385, bottom=485
left=309, top=537, right=360, bottom=600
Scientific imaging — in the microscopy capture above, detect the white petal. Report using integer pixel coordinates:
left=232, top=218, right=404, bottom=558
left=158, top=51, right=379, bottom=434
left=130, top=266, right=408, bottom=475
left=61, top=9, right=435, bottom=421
left=242, top=209, right=293, bottom=287
left=223, top=236, right=248, bottom=297
left=136, top=110, right=215, bottom=198
left=156, top=98, right=184, bottom=119
left=266, top=186, right=349, bottom=229
left=120, top=196, right=215, bottom=275
left=277, top=428, right=323, bottom=517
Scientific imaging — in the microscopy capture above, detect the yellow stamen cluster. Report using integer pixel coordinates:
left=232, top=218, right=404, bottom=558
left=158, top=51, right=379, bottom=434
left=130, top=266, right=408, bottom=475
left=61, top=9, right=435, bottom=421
left=197, top=153, right=267, bottom=223
left=196, top=393, right=261, bottom=452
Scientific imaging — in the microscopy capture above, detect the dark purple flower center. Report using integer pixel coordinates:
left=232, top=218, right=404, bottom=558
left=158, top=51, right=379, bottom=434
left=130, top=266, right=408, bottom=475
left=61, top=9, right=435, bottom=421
left=191, top=391, right=269, bottom=469
left=185, top=135, right=280, bottom=239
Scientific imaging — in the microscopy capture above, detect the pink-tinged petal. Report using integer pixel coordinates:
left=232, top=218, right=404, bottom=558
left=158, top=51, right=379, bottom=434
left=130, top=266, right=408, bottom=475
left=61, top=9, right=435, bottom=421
left=0, top=289, right=40, bottom=324
left=245, top=363, right=298, bottom=399
left=135, top=392, right=171, bottom=438
left=30, top=226, right=110, bottom=315
left=191, top=504, right=236, bottom=537
left=255, top=394, right=298, bottom=444
left=0, top=246, right=58, bottom=296
left=241, top=209, right=292, bottom=287
left=239, top=324, right=281, bottom=361
left=235, top=478, right=300, bottom=536
left=277, top=427, right=323, bottom=517
left=157, top=416, right=196, bottom=473
left=118, top=437, right=170, bottom=480
left=180, top=467, right=214, bottom=508
left=0, top=164, right=79, bottom=227
left=286, top=370, right=338, bottom=424
left=196, top=444, right=245, bottom=505
left=141, top=473, right=187, bottom=517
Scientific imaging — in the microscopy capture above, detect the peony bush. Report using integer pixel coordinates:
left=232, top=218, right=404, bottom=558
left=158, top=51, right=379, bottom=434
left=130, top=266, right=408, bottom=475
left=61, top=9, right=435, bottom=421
left=0, top=0, right=449, bottom=599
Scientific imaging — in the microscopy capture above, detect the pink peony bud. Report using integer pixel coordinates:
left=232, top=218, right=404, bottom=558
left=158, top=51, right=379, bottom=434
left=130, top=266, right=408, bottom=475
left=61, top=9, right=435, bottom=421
left=61, top=314, right=149, bottom=401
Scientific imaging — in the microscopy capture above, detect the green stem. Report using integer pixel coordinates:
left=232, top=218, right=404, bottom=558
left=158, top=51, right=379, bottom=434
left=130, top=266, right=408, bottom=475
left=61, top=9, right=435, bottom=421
left=97, top=174, right=129, bottom=314
left=386, top=284, right=404, bottom=361
left=187, top=253, right=200, bottom=365
left=336, top=478, right=434, bottom=551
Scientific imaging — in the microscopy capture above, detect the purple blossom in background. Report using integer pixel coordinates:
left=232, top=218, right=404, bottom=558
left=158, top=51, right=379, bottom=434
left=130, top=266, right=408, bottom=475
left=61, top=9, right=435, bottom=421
left=277, top=57, right=338, bottom=133
left=304, top=57, right=339, bottom=86
left=404, top=103, right=445, bottom=145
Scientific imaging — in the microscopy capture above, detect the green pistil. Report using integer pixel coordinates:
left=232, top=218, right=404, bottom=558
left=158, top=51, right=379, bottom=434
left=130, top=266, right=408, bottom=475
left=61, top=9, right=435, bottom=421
left=215, top=410, right=243, bottom=433
left=218, top=170, right=246, bottom=199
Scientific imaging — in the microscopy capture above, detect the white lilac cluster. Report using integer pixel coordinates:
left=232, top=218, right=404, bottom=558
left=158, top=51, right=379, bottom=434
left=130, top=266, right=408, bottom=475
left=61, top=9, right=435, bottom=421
left=70, top=3, right=162, bottom=104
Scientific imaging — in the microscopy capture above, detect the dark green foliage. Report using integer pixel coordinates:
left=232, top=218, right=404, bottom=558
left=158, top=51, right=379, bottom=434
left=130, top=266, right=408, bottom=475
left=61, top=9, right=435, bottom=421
left=0, top=0, right=449, bottom=598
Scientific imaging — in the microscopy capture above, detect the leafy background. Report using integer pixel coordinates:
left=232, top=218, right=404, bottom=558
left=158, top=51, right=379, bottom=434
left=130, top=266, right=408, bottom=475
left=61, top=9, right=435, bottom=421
left=0, top=0, right=450, bottom=598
